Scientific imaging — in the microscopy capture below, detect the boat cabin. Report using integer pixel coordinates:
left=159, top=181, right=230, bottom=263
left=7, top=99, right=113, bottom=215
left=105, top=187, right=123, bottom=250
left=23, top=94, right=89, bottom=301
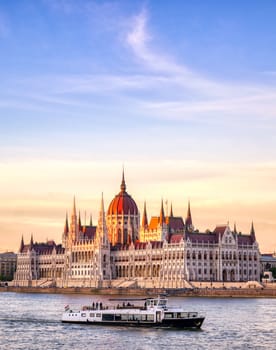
left=145, top=297, right=168, bottom=310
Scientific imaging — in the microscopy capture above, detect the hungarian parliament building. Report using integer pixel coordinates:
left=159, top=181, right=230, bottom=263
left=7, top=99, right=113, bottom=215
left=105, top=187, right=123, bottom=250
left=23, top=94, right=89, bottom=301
left=14, top=172, right=261, bottom=288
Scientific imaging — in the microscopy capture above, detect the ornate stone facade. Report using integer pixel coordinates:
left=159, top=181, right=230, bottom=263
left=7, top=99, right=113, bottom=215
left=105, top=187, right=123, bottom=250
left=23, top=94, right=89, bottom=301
left=0, top=252, right=17, bottom=281
left=14, top=173, right=261, bottom=288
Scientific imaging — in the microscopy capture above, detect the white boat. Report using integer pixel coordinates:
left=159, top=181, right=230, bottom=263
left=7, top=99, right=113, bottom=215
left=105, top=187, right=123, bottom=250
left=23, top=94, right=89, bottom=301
left=61, top=296, right=205, bottom=329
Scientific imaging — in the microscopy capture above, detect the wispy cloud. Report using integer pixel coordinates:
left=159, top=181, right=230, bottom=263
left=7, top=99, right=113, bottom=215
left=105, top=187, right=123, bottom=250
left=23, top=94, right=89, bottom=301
left=1, top=5, right=276, bottom=127
left=126, top=9, right=186, bottom=75
left=124, top=8, right=276, bottom=122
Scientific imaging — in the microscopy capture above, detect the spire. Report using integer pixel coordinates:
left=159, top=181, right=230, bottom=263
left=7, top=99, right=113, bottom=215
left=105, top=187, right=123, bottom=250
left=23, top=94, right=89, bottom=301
left=64, top=212, right=69, bottom=234
left=73, top=195, right=76, bottom=215
left=97, top=193, right=109, bottom=245
left=142, top=201, right=148, bottom=229
left=69, top=196, right=78, bottom=243
left=30, top=234, right=34, bottom=250
left=98, top=193, right=106, bottom=229
left=90, top=213, right=93, bottom=226
left=83, top=211, right=86, bottom=233
left=19, top=235, right=24, bottom=253
left=185, top=200, right=193, bottom=231
left=78, top=210, right=82, bottom=231
left=250, top=221, right=256, bottom=241
left=101, top=192, right=105, bottom=213
left=120, top=167, right=126, bottom=192
left=170, top=202, right=173, bottom=217
left=159, top=199, right=165, bottom=224
left=233, top=222, right=237, bottom=235
left=127, top=210, right=132, bottom=244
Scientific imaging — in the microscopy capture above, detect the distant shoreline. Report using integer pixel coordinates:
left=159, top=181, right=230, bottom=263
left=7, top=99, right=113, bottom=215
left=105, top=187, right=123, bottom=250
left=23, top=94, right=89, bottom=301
left=1, top=286, right=276, bottom=298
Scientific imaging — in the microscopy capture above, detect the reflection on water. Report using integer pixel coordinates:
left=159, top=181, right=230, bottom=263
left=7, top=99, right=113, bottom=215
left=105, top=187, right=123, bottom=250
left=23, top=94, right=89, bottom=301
left=0, top=292, right=276, bottom=349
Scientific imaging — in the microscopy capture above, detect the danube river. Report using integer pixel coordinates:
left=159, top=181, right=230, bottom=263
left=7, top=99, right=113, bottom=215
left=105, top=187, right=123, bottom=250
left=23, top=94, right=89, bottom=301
left=0, top=292, right=275, bottom=349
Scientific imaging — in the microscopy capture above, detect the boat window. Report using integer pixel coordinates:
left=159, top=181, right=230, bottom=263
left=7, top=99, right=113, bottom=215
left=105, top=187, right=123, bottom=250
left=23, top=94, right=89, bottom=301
left=81, top=313, right=86, bottom=317
left=180, top=313, right=188, bottom=318
left=102, top=314, right=114, bottom=321
left=164, top=313, right=172, bottom=319
left=121, top=314, right=128, bottom=321
left=141, top=314, right=147, bottom=321
left=115, top=314, right=121, bottom=321
left=147, top=315, right=154, bottom=321
left=90, top=313, right=95, bottom=317
left=96, top=313, right=101, bottom=317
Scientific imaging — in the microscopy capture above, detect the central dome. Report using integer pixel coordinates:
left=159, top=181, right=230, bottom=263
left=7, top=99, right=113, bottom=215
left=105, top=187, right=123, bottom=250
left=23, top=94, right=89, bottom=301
left=107, top=172, right=138, bottom=216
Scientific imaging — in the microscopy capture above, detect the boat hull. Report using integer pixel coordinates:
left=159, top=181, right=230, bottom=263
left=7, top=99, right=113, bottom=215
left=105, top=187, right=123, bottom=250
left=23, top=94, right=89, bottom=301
left=61, top=317, right=205, bottom=329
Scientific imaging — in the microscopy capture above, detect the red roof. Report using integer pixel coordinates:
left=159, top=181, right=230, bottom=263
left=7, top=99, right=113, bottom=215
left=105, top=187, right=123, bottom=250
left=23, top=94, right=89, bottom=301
left=108, top=191, right=138, bottom=215
left=213, top=225, right=227, bottom=234
left=237, top=235, right=254, bottom=246
left=169, top=234, right=184, bottom=243
left=168, top=217, right=185, bottom=232
left=107, top=172, right=138, bottom=216
left=82, top=226, right=97, bottom=240
left=186, top=232, right=218, bottom=244
left=111, top=241, right=163, bottom=251
left=148, top=217, right=159, bottom=230
left=21, top=242, right=64, bottom=255
left=148, top=216, right=184, bottom=232
left=135, top=242, right=148, bottom=249
left=150, top=241, right=163, bottom=249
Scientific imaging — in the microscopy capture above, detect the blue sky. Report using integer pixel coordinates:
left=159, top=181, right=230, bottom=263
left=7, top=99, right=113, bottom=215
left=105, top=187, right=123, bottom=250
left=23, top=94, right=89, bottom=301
left=1, top=0, right=276, bottom=252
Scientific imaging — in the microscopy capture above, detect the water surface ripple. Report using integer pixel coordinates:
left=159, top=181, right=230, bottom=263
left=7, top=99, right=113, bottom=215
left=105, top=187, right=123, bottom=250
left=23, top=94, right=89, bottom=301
left=0, top=292, right=275, bottom=349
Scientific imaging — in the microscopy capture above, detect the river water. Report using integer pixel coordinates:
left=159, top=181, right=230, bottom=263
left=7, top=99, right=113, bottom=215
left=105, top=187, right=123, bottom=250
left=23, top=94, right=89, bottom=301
left=0, top=292, right=275, bottom=350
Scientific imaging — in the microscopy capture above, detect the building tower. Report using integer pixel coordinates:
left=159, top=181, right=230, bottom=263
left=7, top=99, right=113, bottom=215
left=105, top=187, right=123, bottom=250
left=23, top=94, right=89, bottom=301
left=95, top=193, right=111, bottom=281
left=19, top=235, right=25, bottom=253
left=185, top=200, right=194, bottom=232
left=250, top=221, right=256, bottom=242
left=141, top=201, right=148, bottom=228
left=68, top=196, right=78, bottom=247
left=62, top=212, right=69, bottom=247
left=159, top=199, right=168, bottom=241
left=106, top=170, right=140, bottom=245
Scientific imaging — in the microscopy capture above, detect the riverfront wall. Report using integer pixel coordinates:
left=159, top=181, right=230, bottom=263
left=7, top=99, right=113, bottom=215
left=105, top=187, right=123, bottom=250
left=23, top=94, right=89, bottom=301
left=2, top=283, right=276, bottom=298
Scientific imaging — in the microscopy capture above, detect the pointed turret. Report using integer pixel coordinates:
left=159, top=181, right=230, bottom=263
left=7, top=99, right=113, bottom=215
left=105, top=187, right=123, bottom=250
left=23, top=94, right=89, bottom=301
left=82, top=211, right=86, bottom=233
left=78, top=210, right=82, bottom=231
left=185, top=200, right=193, bottom=232
left=233, top=222, right=237, bottom=235
left=250, top=221, right=256, bottom=241
left=90, top=213, right=93, bottom=226
left=120, top=168, right=126, bottom=193
left=30, top=234, right=34, bottom=250
left=69, top=196, right=78, bottom=243
left=127, top=210, right=132, bottom=244
left=170, top=203, right=174, bottom=217
left=64, top=212, right=69, bottom=234
left=97, top=193, right=109, bottom=245
left=19, top=235, right=24, bottom=253
left=159, top=199, right=165, bottom=224
left=73, top=195, right=76, bottom=216
left=141, top=201, right=148, bottom=229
